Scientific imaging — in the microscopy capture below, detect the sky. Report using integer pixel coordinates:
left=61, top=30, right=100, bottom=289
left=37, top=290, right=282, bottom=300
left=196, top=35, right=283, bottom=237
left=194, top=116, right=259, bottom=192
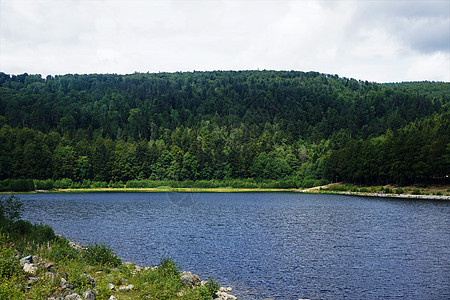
left=0, top=0, right=449, bottom=83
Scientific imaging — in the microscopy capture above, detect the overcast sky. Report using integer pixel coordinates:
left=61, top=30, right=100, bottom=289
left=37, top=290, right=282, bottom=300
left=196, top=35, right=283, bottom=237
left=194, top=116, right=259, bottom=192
left=1, top=0, right=449, bottom=83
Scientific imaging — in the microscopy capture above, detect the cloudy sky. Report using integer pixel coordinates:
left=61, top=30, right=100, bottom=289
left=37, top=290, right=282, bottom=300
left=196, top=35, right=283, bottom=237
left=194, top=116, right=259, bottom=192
left=1, top=0, right=449, bottom=82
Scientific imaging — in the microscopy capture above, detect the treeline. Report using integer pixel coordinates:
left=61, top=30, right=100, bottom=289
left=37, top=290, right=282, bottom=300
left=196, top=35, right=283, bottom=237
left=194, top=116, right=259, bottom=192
left=0, top=122, right=330, bottom=187
left=325, top=113, right=450, bottom=185
left=0, top=71, right=449, bottom=187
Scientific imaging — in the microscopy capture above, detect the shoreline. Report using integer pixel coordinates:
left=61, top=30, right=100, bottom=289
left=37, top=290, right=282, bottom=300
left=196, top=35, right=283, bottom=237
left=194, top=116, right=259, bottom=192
left=2, top=186, right=449, bottom=200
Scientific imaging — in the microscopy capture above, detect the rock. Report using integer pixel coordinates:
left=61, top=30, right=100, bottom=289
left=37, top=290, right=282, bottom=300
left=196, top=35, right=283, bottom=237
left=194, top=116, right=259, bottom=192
left=122, top=262, right=133, bottom=267
left=20, top=255, right=33, bottom=266
left=118, top=284, right=134, bottom=291
left=28, top=277, right=39, bottom=285
left=69, top=241, right=84, bottom=251
left=108, top=296, right=117, bottom=300
left=45, top=272, right=56, bottom=280
left=65, top=293, right=82, bottom=300
left=83, top=288, right=95, bottom=300
left=23, top=263, right=37, bottom=274
left=108, top=282, right=115, bottom=290
left=45, top=262, right=55, bottom=270
left=216, top=291, right=237, bottom=300
left=180, top=271, right=201, bottom=286
left=32, top=255, right=41, bottom=263
left=220, top=287, right=233, bottom=292
left=61, top=277, right=74, bottom=290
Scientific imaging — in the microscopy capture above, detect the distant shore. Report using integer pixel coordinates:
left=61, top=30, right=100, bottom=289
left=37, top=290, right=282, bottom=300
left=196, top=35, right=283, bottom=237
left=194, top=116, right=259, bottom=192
left=2, top=184, right=449, bottom=200
left=297, top=183, right=450, bottom=200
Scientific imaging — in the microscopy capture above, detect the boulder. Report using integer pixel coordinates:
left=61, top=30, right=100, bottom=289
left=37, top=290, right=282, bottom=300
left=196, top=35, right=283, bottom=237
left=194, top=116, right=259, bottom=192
left=20, top=255, right=33, bottom=266
left=180, top=271, right=201, bottom=286
left=216, top=291, right=237, bottom=300
left=83, top=288, right=95, bottom=300
left=65, top=293, right=82, bottom=300
left=23, top=263, right=37, bottom=274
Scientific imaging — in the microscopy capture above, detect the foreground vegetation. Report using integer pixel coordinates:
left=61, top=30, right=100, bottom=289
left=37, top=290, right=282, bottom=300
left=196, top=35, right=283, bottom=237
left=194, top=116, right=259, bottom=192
left=0, top=71, right=448, bottom=188
left=0, top=195, right=220, bottom=299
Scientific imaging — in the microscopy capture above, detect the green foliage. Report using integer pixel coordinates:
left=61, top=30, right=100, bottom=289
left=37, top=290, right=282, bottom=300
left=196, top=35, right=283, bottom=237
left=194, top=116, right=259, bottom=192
left=44, top=239, right=79, bottom=262
left=0, top=195, right=23, bottom=222
left=1, top=71, right=448, bottom=187
left=0, top=236, right=22, bottom=279
left=395, top=188, right=405, bottom=194
left=141, top=258, right=183, bottom=299
left=198, top=278, right=220, bottom=300
left=412, top=189, right=422, bottom=195
left=83, top=243, right=122, bottom=267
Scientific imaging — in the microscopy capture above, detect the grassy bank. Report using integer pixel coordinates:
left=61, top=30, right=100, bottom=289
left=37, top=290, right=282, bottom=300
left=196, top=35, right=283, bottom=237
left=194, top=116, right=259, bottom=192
left=0, top=178, right=328, bottom=193
left=0, top=195, right=221, bottom=299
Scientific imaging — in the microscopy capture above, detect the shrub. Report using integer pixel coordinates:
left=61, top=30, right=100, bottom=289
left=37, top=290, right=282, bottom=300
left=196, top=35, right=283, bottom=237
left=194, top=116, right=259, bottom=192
left=198, top=278, right=220, bottom=300
left=108, top=181, right=124, bottom=188
left=90, top=181, right=108, bottom=188
left=0, top=240, right=21, bottom=279
left=7, top=179, right=35, bottom=192
left=395, top=188, right=405, bottom=194
left=54, top=178, right=74, bottom=189
left=34, top=179, right=55, bottom=190
left=45, top=239, right=79, bottom=262
left=412, top=189, right=421, bottom=195
left=83, top=243, right=121, bottom=267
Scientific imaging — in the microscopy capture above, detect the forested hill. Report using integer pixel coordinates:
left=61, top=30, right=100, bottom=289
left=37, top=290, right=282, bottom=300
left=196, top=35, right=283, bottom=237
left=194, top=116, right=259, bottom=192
left=0, top=71, right=449, bottom=187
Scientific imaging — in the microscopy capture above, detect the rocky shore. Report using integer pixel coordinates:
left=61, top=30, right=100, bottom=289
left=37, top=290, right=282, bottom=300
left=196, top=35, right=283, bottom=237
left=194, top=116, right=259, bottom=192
left=15, top=239, right=236, bottom=300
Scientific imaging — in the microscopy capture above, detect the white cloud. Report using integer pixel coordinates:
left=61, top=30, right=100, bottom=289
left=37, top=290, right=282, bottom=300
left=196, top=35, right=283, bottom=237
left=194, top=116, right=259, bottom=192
left=0, top=0, right=448, bottom=82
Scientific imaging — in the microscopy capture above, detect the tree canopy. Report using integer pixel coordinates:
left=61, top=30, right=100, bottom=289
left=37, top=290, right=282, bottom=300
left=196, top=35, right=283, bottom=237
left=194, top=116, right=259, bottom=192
left=0, top=70, right=448, bottom=187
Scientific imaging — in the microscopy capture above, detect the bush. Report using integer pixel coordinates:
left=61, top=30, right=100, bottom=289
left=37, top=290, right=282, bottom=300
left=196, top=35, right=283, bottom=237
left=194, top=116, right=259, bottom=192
left=198, top=278, right=220, bottom=300
left=108, top=181, right=124, bottom=188
left=34, top=179, right=55, bottom=190
left=412, top=189, right=421, bottom=195
left=83, top=243, right=121, bottom=267
left=54, top=178, right=74, bottom=189
left=395, top=188, right=405, bottom=194
left=45, top=239, right=79, bottom=262
left=0, top=239, right=21, bottom=279
left=90, top=181, right=108, bottom=188
left=7, top=179, right=35, bottom=192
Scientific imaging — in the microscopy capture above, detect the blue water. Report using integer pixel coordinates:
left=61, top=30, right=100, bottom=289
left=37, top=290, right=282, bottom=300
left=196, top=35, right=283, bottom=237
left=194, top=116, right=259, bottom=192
left=19, top=192, right=450, bottom=299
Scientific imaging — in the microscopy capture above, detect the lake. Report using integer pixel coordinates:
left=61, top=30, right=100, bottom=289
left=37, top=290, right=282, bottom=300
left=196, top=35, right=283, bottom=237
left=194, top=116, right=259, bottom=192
left=19, top=192, right=450, bottom=299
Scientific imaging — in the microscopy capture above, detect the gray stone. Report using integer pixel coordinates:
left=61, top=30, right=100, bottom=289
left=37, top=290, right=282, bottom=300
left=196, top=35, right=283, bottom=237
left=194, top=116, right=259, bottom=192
left=61, top=277, right=74, bottom=290
left=23, top=263, right=37, bottom=274
left=20, top=255, right=33, bottom=266
left=216, top=291, right=237, bottom=300
left=28, top=277, right=39, bottom=285
left=108, top=296, right=117, bottom=300
left=180, top=271, right=201, bottom=286
left=65, top=293, right=82, bottom=300
left=83, top=288, right=95, bottom=300
left=108, top=282, right=115, bottom=290
left=118, top=284, right=134, bottom=292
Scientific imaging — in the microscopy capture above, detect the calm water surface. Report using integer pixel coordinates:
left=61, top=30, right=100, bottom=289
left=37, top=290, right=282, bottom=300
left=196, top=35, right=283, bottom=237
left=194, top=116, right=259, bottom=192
left=19, top=192, right=450, bottom=299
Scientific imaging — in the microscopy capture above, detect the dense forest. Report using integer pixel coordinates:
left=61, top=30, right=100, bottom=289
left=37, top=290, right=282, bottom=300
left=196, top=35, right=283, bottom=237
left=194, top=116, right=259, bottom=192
left=0, top=70, right=448, bottom=189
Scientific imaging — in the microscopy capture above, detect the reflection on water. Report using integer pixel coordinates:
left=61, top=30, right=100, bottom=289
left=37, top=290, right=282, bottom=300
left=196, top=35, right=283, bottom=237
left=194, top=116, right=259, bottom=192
left=20, top=192, right=450, bottom=300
